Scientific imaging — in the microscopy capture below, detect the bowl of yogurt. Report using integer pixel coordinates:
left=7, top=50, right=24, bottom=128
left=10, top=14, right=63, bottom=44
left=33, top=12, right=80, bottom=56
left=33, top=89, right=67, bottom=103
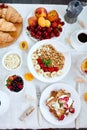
left=2, top=50, right=22, bottom=71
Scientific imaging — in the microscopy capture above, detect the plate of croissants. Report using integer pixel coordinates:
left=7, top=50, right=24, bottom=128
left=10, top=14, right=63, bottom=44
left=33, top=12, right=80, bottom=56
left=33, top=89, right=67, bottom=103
left=0, top=3, right=23, bottom=48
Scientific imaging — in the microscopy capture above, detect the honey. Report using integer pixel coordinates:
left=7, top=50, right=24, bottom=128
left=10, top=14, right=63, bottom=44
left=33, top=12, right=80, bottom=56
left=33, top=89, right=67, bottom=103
left=81, top=58, right=87, bottom=74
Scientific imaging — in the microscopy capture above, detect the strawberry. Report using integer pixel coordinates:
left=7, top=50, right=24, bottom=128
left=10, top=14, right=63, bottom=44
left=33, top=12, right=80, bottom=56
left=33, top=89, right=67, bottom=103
left=63, top=97, right=69, bottom=102
left=43, top=67, right=48, bottom=72
left=40, top=63, right=45, bottom=68
left=58, top=114, right=65, bottom=120
left=51, top=21, right=58, bottom=28
left=63, top=103, right=68, bottom=110
left=58, top=98, right=64, bottom=104
left=48, top=67, right=54, bottom=72
left=37, top=58, right=42, bottom=64
left=54, top=67, right=59, bottom=71
left=69, top=108, right=75, bottom=113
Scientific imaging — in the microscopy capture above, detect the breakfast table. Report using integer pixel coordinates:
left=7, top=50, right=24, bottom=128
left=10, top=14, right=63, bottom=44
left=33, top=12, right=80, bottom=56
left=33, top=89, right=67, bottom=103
left=0, top=2, right=87, bottom=130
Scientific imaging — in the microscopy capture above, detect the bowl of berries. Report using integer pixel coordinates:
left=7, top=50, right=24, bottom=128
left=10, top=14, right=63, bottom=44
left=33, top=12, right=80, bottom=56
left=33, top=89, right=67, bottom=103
left=5, top=74, right=24, bottom=93
left=27, top=39, right=71, bottom=83
left=24, top=7, right=65, bottom=42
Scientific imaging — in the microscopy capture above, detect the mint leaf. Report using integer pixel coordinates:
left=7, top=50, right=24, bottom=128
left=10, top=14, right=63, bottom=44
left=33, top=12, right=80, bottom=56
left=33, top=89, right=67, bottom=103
left=42, top=59, right=51, bottom=67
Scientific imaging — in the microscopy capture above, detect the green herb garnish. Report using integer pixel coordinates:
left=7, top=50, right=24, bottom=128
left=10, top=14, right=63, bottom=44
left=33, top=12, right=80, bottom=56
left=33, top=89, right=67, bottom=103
left=42, top=59, right=51, bottom=67
left=59, top=103, right=63, bottom=108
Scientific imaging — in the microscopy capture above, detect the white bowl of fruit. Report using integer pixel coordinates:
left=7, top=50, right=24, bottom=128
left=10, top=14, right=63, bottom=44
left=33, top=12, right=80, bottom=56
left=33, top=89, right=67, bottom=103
left=25, top=7, right=65, bottom=41
left=27, top=39, right=71, bottom=83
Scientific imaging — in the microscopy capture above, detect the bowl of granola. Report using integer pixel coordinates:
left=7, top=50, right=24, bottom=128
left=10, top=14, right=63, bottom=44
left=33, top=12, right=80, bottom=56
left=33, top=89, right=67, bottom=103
left=27, top=39, right=71, bottom=83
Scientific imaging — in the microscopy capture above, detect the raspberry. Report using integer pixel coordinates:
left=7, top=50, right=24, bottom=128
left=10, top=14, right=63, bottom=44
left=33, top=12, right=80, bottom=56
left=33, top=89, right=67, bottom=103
left=58, top=114, right=65, bottom=120
left=18, top=84, right=23, bottom=90
left=69, top=108, right=75, bottom=113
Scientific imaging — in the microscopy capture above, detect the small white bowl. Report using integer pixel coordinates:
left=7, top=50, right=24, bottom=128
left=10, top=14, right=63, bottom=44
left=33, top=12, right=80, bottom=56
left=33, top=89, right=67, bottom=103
left=70, top=29, right=87, bottom=50
left=2, top=50, right=22, bottom=71
left=76, top=29, right=87, bottom=44
left=5, top=74, right=24, bottom=94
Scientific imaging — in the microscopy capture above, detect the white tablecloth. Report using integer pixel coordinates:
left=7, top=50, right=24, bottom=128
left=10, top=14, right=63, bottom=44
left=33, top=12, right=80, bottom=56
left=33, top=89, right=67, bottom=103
left=0, top=3, right=87, bottom=129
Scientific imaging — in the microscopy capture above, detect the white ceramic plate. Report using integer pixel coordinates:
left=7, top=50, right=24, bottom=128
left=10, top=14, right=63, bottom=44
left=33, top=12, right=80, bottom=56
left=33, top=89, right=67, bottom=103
left=27, top=39, right=71, bottom=83
left=40, top=83, right=81, bottom=126
left=70, top=29, right=87, bottom=50
left=0, top=91, right=10, bottom=115
left=23, top=7, right=66, bottom=42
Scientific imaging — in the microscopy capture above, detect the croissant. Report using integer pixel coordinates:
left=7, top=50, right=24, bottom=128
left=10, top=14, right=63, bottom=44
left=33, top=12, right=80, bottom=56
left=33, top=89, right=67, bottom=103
left=0, top=18, right=16, bottom=32
left=0, top=4, right=22, bottom=23
left=0, top=31, right=14, bottom=43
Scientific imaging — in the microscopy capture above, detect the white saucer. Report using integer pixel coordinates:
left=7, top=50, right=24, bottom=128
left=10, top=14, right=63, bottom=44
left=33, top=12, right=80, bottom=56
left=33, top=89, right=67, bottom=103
left=0, top=91, right=10, bottom=115
left=70, top=29, right=87, bottom=51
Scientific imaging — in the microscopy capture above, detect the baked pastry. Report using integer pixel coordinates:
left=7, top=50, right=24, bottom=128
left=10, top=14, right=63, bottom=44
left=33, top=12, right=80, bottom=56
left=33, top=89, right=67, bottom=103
left=46, top=89, right=75, bottom=120
left=0, top=31, right=13, bottom=43
left=0, top=4, right=22, bottom=23
left=0, top=18, right=16, bottom=32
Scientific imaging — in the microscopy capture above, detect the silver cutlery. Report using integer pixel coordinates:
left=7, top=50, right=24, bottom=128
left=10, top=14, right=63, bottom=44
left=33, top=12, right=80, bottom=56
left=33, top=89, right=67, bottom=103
left=75, top=81, right=80, bottom=129
left=36, top=87, right=42, bottom=126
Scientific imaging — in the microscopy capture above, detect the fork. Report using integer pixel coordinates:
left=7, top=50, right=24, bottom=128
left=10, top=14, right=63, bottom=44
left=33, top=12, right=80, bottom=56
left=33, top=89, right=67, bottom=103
left=36, top=87, right=42, bottom=126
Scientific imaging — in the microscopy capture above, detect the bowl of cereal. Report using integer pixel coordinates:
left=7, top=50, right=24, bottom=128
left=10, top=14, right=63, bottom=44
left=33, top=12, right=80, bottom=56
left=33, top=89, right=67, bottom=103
left=27, top=39, right=71, bottom=83
left=2, top=50, right=21, bottom=71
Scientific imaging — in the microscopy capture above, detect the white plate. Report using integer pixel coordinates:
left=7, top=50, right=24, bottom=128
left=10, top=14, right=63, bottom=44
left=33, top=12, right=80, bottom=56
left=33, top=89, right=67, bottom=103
left=70, top=29, right=87, bottom=50
left=0, top=91, right=10, bottom=115
left=27, top=39, right=71, bottom=83
left=40, top=83, right=81, bottom=126
left=23, top=7, right=66, bottom=42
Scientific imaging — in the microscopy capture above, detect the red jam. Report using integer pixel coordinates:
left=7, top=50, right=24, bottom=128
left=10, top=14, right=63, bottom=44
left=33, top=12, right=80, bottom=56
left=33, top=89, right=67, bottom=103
left=0, top=3, right=8, bottom=8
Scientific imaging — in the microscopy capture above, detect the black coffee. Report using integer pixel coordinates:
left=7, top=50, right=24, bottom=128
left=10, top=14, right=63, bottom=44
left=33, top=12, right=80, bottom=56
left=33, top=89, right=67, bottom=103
left=78, top=33, right=87, bottom=43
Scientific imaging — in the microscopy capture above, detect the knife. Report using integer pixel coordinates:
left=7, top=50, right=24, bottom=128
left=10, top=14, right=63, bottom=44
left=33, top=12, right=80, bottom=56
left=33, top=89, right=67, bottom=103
left=75, top=82, right=80, bottom=129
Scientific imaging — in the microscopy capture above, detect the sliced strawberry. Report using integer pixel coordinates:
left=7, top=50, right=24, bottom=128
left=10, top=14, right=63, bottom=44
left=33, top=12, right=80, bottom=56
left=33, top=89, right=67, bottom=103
left=69, top=107, right=75, bottom=113
left=48, top=67, right=54, bottom=73
left=58, top=98, right=64, bottom=104
left=43, top=67, right=48, bottom=72
left=37, top=59, right=42, bottom=64
left=40, top=63, right=45, bottom=68
left=63, top=97, right=69, bottom=102
left=63, top=103, right=68, bottom=110
left=58, top=114, right=65, bottom=120
left=54, top=67, right=59, bottom=71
